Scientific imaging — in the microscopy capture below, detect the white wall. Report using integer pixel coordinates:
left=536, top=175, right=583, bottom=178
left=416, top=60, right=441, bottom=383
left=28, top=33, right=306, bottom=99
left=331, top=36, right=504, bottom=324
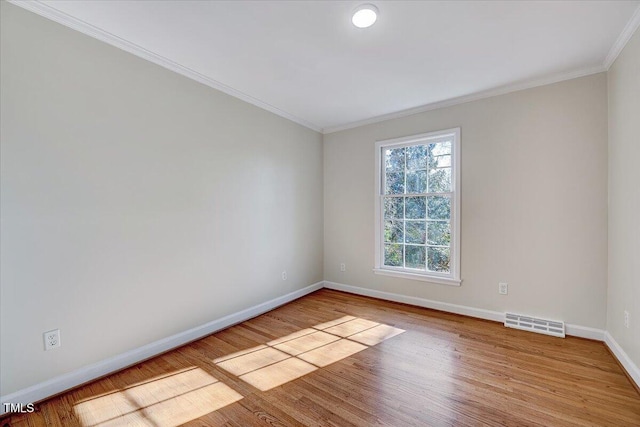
left=607, top=28, right=640, bottom=368
left=0, top=2, right=323, bottom=396
left=324, top=73, right=609, bottom=329
left=2, top=0, right=631, bottom=402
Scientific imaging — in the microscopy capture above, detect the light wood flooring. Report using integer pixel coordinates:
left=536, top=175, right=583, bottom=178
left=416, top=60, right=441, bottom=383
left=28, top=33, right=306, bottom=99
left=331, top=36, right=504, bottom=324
left=4, top=289, right=640, bottom=426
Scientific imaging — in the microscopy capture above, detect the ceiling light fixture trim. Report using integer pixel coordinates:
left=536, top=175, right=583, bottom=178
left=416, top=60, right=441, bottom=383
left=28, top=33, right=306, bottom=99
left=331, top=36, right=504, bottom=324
left=352, top=4, right=378, bottom=28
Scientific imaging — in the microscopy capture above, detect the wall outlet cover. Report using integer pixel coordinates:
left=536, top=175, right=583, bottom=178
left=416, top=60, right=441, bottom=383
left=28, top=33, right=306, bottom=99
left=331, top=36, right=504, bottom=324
left=44, top=329, right=61, bottom=351
left=499, top=283, right=508, bottom=295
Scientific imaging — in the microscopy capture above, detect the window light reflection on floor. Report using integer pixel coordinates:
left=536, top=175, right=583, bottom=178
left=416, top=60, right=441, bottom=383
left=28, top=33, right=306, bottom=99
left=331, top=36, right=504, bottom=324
left=73, top=367, right=242, bottom=427
left=214, top=316, right=405, bottom=391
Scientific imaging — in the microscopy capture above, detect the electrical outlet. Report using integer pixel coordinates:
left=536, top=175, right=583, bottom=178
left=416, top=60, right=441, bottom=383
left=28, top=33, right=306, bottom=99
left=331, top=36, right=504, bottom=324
left=498, top=282, right=508, bottom=295
left=44, top=329, right=61, bottom=351
left=624, top=310, right=630, bottom=328
left=340, top=263, right=346, bottom=272
left=281, top=271, right=287, bottom=281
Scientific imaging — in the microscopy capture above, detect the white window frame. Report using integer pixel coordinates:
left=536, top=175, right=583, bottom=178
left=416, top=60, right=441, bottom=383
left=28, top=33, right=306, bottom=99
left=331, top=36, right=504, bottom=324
left=373, top=128, right=461, bottom=286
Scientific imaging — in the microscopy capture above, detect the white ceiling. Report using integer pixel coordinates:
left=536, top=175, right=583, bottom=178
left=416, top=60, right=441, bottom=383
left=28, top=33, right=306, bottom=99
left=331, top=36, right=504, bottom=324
left=14, top=1, right=640, bottom=133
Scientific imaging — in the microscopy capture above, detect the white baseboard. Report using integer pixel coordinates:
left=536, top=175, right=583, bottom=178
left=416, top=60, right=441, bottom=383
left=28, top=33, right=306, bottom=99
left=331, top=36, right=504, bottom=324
left=324, top=280, right=504, bottom=322
left=322, top=281, right=605, bottom=341
left=324, top=281, right=635, bottom=388
left=0, top=281, right=323, bottom=413
left=604, top=331, right=640, bottom=389
left=564, top=324, right=605, bottom=341
left=3, top=280, right=631, bottom=414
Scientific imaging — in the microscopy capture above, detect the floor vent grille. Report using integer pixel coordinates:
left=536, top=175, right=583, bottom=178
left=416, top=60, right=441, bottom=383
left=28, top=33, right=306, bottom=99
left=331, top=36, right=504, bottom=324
left=504, top=313, right=565, bottom=338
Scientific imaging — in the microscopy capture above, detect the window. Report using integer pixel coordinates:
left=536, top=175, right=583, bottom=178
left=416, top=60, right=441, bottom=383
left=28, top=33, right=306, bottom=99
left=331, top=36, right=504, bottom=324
left=374, top=128, right=461, bottom=285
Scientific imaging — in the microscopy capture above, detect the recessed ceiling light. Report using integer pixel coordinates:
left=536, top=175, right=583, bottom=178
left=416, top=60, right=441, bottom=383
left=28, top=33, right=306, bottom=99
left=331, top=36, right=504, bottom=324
left=352, top=4, right=378, bottom=29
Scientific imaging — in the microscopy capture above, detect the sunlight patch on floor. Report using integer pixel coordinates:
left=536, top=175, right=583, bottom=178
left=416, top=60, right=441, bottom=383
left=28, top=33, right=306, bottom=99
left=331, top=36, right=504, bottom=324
left=267, top=328, right=317, bottom=346
left=348, top=323, right=406, bottom=346
left=273, top=330, right=340, bottom=356
left=215, top=346, right=289, bottom=376
left=313, top=315, right=356, bottom=330
left=240, top=357, right=318, bottom=391
left=297, top=338, right=368, bottom=368
left=73, top=367, right=242, bottom=427
left=323, top=318, right=380, bottom=337
left=212, top=344, right=268, bottom=364
left=70, top=316, right=406, bottom=424
left=215, top=316, right=405, bottom=391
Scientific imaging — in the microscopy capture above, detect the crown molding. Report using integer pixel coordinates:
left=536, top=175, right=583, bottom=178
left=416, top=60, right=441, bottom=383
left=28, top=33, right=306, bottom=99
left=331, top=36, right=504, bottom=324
left=9, top=0, right=635, bottom=136
left=603, top=4, right=640, bottom=70
left=7, top=0, right=323, bottom=133
left=322, top=64, right=606, bottom=134
left=325, top=2, right=640, bottom=135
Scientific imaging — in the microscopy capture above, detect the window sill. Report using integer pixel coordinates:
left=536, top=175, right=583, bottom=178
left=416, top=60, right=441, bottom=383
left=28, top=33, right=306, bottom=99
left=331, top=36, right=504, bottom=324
left=372, top=268, right=462, bottom=286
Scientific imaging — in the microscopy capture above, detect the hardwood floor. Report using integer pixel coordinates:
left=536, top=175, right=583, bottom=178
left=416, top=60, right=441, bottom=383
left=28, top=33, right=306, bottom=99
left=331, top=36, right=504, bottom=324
left=4, top=289, right=640, bottom=426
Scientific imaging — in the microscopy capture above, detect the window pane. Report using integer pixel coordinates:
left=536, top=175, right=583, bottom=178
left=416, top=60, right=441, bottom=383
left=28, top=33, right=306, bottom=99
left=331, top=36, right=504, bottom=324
left=383, top=197, right=403, bottom=219
left=428, top=142, right=451, bottom=169
left=427, top=196, right=450, bottom=220
left=385, top=172, right=404, bottom=194
left=405, top=196, right=426, bottom=219
left=384, top=244, right=403, bottom=267
left=427, top=221, right=450, bottom=246
left=405, top=221, right=426, bottom=244
left=384, top=220, right=404, bottom=243
left=406, top=170, right=427, bottom=194
left=427, top=247, right=450, bottom=272
left=437, top=155, right=451, bottom=168
left=406, top=145, right=427, bottom=170
left=385, top=148, right=405, bottom=171
left=428, top=168, right=451, bottom=193
left=431, top=141, right=451, bottom=156
left=405, top=246, right=426, bottom=270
